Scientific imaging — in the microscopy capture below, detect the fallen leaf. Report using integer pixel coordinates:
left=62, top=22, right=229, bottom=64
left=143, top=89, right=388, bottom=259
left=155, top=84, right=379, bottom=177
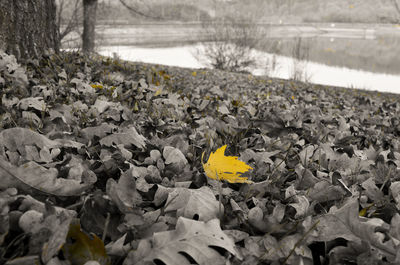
left=314, top=198, right=398, bottom=261
left=100, top=126, right=146, bottom=150
left=0, top=156, right=96, bottom=196
left=157, top=186, right=222, bottom=221
left=202, top=145, right=253, bottom=183
left=62, top=220, right=110, bottom=265
left=18, top=97, right=46, bottom=111
left=106, top=170, right=142, bottom=213
left=124, top=217, right=242, bottom=265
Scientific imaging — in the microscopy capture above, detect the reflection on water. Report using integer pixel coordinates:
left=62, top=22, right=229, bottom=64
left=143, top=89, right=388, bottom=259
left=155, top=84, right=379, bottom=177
left=262, top=35, right=400, bottom=76
left=99, top=44, right=400, bottom=94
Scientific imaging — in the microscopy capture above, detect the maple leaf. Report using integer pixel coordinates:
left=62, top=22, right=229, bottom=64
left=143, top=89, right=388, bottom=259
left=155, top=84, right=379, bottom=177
left=202, top=145, right=253, bottom=184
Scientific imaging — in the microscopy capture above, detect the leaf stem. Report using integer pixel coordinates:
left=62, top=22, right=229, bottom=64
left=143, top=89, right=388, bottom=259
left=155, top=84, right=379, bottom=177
left=217, top=172, right=222, bottom=220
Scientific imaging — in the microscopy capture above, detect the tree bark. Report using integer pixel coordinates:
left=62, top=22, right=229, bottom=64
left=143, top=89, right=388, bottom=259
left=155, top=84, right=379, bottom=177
left=0, top=0, right=59, bottom=61
left=82, top=0, right=98, bottom=54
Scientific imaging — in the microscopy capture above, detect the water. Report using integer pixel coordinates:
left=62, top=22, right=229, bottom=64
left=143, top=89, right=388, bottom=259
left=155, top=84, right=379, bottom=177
left=98, top=44, right=400, bottom=94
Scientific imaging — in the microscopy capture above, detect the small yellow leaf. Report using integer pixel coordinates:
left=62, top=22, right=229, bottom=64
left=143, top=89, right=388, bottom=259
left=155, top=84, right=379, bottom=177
left=202, top=145, right=253, bottom=184
left=91, top=84, right=103, bottom=89
left=154, top=87, right=163, bottom=96
left=359, top=207, right=367, bottom=217
left=192, top=71, right=197, bottom=77
left=359, top=203, right=375, bottom=217
left=133, top=101, right=139, bottom=112
left=62, top=221, right=110, bottom=265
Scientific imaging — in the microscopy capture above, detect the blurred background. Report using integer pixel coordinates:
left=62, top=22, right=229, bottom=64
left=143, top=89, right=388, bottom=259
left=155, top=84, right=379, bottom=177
left=58, top=0, right=400, bottom=93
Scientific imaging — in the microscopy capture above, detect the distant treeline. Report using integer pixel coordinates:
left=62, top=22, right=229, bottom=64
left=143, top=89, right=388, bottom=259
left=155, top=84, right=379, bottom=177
left=59, top=0, right=400, bottom=25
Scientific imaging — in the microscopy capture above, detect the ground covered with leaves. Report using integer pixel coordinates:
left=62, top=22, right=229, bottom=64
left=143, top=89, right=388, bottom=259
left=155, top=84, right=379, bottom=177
left=1, top=50, right=400, bottom=265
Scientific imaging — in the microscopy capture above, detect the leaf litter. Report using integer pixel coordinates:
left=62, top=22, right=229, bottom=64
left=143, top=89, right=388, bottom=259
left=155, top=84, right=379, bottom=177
left=1, top=50, right=400, bottom=264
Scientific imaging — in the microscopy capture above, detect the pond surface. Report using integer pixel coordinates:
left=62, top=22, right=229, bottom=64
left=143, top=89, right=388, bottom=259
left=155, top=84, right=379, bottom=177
left=98, top=43, right=400, bottom=94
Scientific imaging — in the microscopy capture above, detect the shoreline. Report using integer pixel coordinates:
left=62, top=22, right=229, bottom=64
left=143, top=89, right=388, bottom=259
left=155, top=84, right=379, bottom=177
left=103, top=54, right=400, bottom=99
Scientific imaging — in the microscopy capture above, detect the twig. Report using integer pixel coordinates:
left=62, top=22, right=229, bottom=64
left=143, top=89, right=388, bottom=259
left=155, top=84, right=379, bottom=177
left=102, top=212, right=111, bottom=242
left=257, top=220, right=301, bottom=262
left=66, top=200, right=84, bottom=210
left=282, top=220, right=320, bottom=264
left=270, top=143, right=293, bottom=184
left=119, top=0, right=163, bottom=20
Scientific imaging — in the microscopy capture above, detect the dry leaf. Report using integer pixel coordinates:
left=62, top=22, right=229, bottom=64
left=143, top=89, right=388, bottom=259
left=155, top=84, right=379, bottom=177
left=202, top=145, right=253, bottom=184
left=62, top=220, right=110, bottom=265
left=0, top=156, right=96, bottom=196
left=125, top=217, right=242, bottom=265
left=159, top=186, right=222, bottom=221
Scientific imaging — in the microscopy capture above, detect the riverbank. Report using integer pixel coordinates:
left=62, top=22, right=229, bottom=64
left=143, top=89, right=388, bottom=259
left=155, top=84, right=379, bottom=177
left=61, top=22, right=400, bottom=78
left=62, top=22, right=400, bottom=49
left=2, top=50, right=400, bottom=264
left=98, top=44, right=400, bottom=93
left=128, top=58, right=400, bottom=99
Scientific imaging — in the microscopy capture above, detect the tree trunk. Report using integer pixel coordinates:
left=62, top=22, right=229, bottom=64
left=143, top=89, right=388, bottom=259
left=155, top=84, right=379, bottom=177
left=82, top=0, right=98, bottom=54
left=0, top=0, right=59, bottom=61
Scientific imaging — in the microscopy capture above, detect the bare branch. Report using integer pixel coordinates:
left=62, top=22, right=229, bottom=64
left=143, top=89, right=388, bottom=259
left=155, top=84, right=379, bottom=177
left=391, top=0, right=400, bottom=14
left=119, top=0, right=163, bottom=20
left=57, top=0, right=64, bottom=34
left=57, top=0, right=82, bottom=41
left=388, top=0, right=400, bottom=22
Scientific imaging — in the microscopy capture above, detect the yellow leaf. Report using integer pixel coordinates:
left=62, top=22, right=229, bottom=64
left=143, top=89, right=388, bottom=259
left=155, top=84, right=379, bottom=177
left=62, top=221, right=110, bottom=265
left=359, top=207, right=367, bottom=217
left=231, top=99, right=242, bottom=107
left=91, top=84, right=103, bottom=89
left=359, top=203, right=375, bottom=217
left=192, top=71, right=197, bottom=77
left=154, top=87, right=163, bottom=96
left=202, top=145, right=253, bottom=184
left=133, top=101, right=139, bottom=112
